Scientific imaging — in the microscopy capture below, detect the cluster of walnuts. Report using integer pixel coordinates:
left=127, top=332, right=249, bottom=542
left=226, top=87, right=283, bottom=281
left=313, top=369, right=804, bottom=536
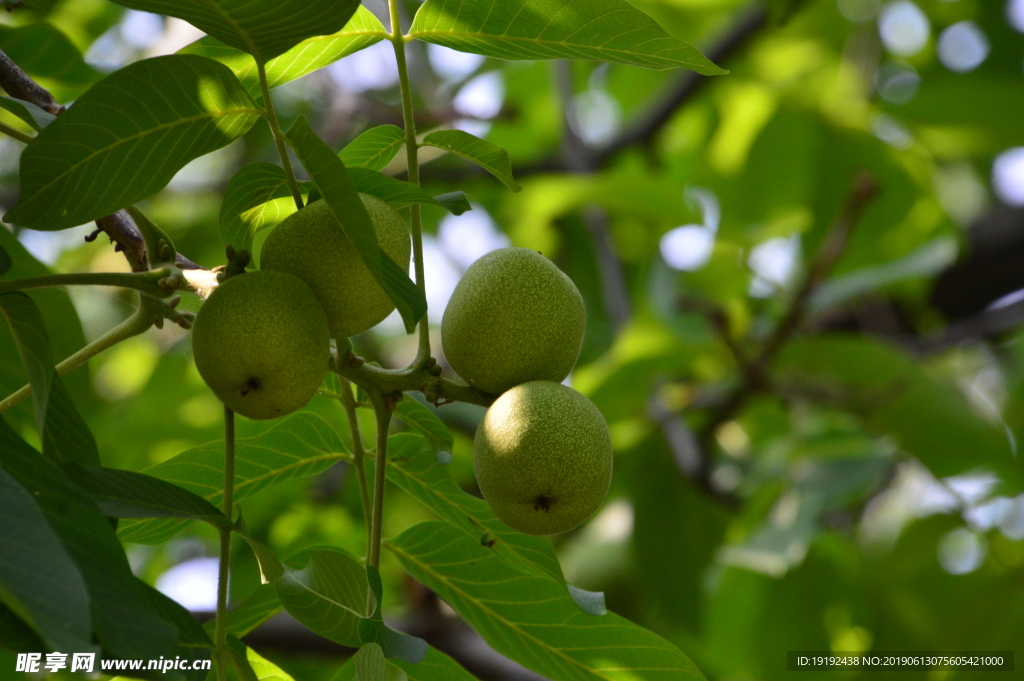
left=191, top=197, right=612, bottom=536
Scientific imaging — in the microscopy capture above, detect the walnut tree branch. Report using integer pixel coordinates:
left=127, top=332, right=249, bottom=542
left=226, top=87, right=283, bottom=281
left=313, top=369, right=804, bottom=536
left=696, top=172, right=879, bottom=453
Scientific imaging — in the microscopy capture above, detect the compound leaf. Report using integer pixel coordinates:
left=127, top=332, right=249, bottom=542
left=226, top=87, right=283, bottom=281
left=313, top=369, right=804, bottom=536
left=112, top=0, right=361, bottom=63
left=409, top=0, right=725, bottom=74
left=4, top=55, right=260, bottom=231
left=118, top=413, right=347, bottom=544
left=422, top=130, right=520, bottom=192
left=388, top=521, right=707, bottom=681
left=179, top=7, right=388, bottom=99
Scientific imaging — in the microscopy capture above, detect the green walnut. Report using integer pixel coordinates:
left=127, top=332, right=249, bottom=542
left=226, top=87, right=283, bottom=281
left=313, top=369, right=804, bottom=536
left=191, top=269, right=329, bottom=420
left=442, top=247, right=585, bottom=395
left=260, top=195, right=410, bottom=339
left=474, top=381, right=612, bottom=535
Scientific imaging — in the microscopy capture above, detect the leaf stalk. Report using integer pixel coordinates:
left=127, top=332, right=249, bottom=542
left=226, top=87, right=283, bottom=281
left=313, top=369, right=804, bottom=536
left=256, top=59, right=305, bottom=211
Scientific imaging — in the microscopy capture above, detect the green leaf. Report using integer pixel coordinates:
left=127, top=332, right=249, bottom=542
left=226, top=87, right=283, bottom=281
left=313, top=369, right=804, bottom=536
left=774, top=336, right=1024, bottom=491
left=0, top=292, right=96, bottom=465
left=286, top=116, right=426, bottom=333
left=384, top=433, right=566, bottom=584
left=247, top=644, right=296, bottom=681
left=336, top=646, right=478, bottom=681
left=112, top=0, right=362, bottom=63
left=202, top=583, right=282, bottom=640
left=349, top=168, right=448, bottom=212
left=0, top=601, right=46, bottom=652
left=62, top=462, right=229, bottom=529
left=339, top=125, right=407, bottom=172
left=0, top=292, right=52, bottom=438
left=394, top=399, right=453, bottom=458
left=433, top=192, right=472, bottom=216
left=421, top=130, right=521, bottom=192
left=275, top=547, right=372, bottom=647
left=0, top=96, right=55, bottom=132
left=0, top=228, right=88, bottom=408
left=118, top=412, right=348, bottom=544
left=358, top=563, right=428, bottom=663
left=178, top=6, right=388, bottom=98
left=39, top=376, right=99, bottom=466
left=4, top=55, right=261, bottom=231
left=226, top=635, right=260, bottom=681
left=352, top=643, right=408, bottom=681
left=0, top=466, right=94, bottom=653
left=408, top=0, right=725, bottom=74
left=220, top=163, right=302, bottom=252
left=0, top=243, right=10, bottom=276
left=234, top=512, right=285, bottom=583
left=0, top=418, right=178, bottom=659
left=358, top=619, right=428, bottom=665
left=0, top=24, right=100, bottom=100
left=388, top=521, right=707, bottom=681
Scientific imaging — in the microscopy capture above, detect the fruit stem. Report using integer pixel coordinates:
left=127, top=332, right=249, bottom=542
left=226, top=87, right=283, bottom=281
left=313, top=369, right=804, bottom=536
left=214, top=406, right=236, bottom=681
left=387, top=0, right=430, bottom=363
left=257, top=59, right=304, bottom=212
left=0, top=120, right=33, bottom=144
left=339, top=377, right=373, bottom=558
left=0, top=293, right=161, bottom=413
left=368, top=396, right=391, bottom=569
left=0, top=269, right=170, bottom=298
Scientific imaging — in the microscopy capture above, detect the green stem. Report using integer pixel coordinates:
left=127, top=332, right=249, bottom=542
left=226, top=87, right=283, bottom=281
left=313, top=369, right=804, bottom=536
left=0, top=270, right=168, bottom=297
left=0, top=295, right=158, bottom=413
left=0, top=120, right=33, bottom=144
left=329, top=353, right=495, bottom=408
left=368, top=398, right=391, bottom=570
left=387, top=2, right=429, bottom=364
left=257, top=60, right=304, bottom=211
left=214, top=406, right=236, bottom=681
left=339, top=377, right=372, bottom=558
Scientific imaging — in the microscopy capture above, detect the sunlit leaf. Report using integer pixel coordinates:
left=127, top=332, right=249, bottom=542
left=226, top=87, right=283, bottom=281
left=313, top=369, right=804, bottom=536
left=118, top=413, right=348, bottom=544
left=178, top=7, right=388, bottom=98
left=383, top=434, right=565, bottom=584
left=409, top=0, right=725, bottom=74
left=340, top=125, right=407, bottom=172
left=388, top=521, right=707, bottom=680
left=422, top=130, right=521, bottom=192
left=4, top=55, right=260, bottom=231
left=112, top=0, right=362, bottom=63
left=350, top=168, right=448, bottom=212
left=220, top=163, right=302, bottom=252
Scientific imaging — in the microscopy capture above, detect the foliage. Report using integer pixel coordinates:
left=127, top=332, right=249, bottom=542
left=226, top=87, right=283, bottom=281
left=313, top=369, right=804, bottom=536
left=1, top=0, right=1023, bottom=680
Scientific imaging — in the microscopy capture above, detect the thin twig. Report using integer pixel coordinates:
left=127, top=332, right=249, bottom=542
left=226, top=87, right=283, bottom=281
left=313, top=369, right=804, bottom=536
left=697, top=172, right=879, bottom=453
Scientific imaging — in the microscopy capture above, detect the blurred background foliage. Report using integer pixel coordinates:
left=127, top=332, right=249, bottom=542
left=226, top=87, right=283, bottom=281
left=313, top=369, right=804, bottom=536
left=2, top=0, right=1024, bottom=678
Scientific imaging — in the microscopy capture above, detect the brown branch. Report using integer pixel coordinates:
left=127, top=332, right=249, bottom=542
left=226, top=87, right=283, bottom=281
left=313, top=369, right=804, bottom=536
left=0, top=48, right=64, bottom=115
left=696, top=172, right=879, bottom=451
